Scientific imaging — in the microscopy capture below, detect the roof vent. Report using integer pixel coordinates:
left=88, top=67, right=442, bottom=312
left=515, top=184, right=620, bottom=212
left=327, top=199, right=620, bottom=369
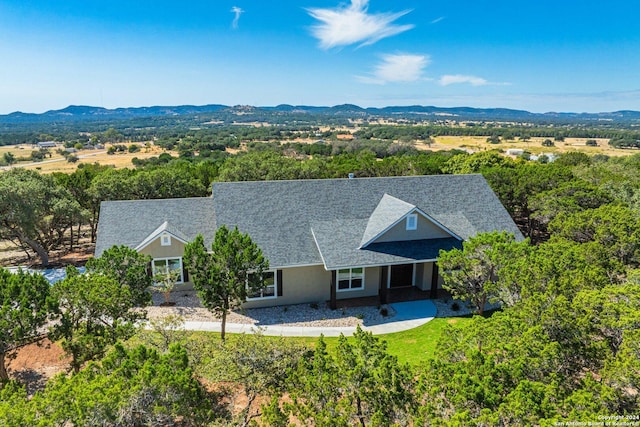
left=348, top=173, right=354, bottom=179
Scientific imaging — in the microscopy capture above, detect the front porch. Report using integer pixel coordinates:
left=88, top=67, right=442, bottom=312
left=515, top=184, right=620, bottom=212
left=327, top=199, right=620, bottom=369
left=333, top=286, right=437, bottom=309
left=330, top=261, right=441, bottom=309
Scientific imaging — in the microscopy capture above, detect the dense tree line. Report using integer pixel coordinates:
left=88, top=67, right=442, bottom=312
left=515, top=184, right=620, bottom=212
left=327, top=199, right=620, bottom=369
left=355, top=123, right=640, bottom=142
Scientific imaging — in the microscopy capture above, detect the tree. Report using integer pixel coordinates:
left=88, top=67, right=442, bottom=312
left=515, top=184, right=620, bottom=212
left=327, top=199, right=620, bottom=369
left=152, top=265, right=180, bottom=306
left=205, top=333, right=307, bottom=425
left=0, top=268, right=54, bottom=381
left=442, top=150, right=514, bottom=175
left=288, top=327, right=416, bottom=426
left=54, top=163, right=110, bottom=243
left=484, top=163, right=574, bottom=241
left=49, top=268, right=146, bottom=373
left=183, top=227, right=268, bottom=341
left=85, top=245, right=153, bottom=307
left=0, top=168, right=82, bottom=266
left=2, top=152, right=15, bottom=165
left=0, top=344, right=223, bottom=426
left=438, top=231, right=518, bottom=315
left=549, top=204, right=640, bottom=273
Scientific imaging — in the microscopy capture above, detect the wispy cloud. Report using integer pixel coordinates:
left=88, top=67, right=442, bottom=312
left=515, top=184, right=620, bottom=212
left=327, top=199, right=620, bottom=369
left=307, top=0, right=414, bottom=49
left=430, top=16, right=445, bottom=24
left=358, top=54, right=430, bottom=84
left=231, top=6, right=244, bottom=29
left=439, top=74, right=489, bottom=86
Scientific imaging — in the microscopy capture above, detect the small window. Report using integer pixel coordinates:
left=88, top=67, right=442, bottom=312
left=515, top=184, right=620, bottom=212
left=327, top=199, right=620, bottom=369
left=406, top=214, right=417, bottom=231
left=336, top=268, right=365, bottom=292
left=247, top=271, right=277, bottom=300
left=160, top=234, right=171, bottom=246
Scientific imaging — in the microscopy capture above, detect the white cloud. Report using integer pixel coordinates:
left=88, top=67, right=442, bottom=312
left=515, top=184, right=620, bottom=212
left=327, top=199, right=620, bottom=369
left=358, top=54, right=430, bottom=84
left=307, top=0, right=414, bottom=49
left=231, top=6, right=244, bottom=29
left=430, top=16, right=445, bottom=24
left=438, top=74, right=489, bottom=86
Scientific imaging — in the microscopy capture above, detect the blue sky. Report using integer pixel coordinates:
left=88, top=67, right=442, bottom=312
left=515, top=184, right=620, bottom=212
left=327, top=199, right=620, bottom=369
left=1, top=0, right=639, bottom=114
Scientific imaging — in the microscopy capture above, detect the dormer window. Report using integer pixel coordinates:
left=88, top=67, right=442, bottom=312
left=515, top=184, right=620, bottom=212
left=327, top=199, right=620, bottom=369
left=406, top=214, right=417, bottom=231
left=160, top=234, right=171, bottom=246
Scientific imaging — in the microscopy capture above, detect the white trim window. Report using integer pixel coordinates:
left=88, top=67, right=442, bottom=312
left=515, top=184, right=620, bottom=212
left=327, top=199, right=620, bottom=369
left=337, top=267, right=364, bottom=291
left=406, top=214, right=417, bottom=231
left=152, top=257, right=184, bottom=284
left=160, top=234, right=171, bottom=246
left=247, top=271, right=277, bottom=300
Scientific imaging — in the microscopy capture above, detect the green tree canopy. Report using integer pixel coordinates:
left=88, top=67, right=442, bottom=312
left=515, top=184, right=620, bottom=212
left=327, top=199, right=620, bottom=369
left=438, top=231, right=520, bottom=315
left=0, top=343, right=222, bottom=426
left=49, top=268, right=146, bottom=373
left=289, top=327, right=416, bottom=427
left=85, top=245, right=153, bottom=307
left=0, top=168, right=82, bottom=266
left=183, top=227, right=269, bottom=341
left=0, top=268, right=54, bottom=381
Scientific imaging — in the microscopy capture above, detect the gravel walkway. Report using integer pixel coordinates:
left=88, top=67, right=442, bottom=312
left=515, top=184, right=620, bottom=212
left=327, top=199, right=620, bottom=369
left=146, top=291, right=485, bottom=328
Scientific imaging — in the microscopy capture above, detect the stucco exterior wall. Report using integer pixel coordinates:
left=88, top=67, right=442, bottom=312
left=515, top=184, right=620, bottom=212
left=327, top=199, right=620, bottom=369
left=336, top=266, right=380, bottom=300
left=375, top=214, right=451, bottom=243
left=139, top=237, right=185, bottom=259
left=243, top=264, right=331, bottom=309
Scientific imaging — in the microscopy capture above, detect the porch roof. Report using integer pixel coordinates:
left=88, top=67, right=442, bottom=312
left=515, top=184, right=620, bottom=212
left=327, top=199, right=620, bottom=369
left=311, top=218, right=462, bottom=270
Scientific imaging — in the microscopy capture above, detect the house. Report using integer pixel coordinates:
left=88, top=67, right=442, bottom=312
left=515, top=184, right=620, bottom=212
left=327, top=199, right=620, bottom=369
left=36, top=141, right=57, bottom=148
left=94, top=175, right=522, bottom=309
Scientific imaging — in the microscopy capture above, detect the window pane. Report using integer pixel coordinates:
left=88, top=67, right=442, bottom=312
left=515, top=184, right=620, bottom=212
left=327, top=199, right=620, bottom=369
left=168, top=259, right=181, bottom=271
left=337, top=269, right=350, bottom=281
left=248, top=289, right=262, bottom=298
left=351, top=278, right=363, bottom=289
left=153, top=260, right=166, bottom=275
left=264, top=272, right=275, bottom=287
left=263, top=285, right=275, bottom=297
left=338, top=280, right=350, bottom=290
left=352, top=267, right=363, bottom=278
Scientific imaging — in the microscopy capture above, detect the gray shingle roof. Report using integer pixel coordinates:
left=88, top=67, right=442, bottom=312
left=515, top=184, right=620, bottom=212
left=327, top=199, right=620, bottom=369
left=95, top=175, right=523, bottom=268
left=95, top=197, right=216, bottom=257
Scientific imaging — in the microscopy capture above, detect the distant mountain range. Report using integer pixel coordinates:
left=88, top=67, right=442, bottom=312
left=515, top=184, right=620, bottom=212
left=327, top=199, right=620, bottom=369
left=2, top=104, right=640, bottom=125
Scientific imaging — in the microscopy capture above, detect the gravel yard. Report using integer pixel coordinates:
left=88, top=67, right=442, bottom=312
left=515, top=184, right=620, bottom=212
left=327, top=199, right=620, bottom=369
left=146, top=290, right=481, bottom=328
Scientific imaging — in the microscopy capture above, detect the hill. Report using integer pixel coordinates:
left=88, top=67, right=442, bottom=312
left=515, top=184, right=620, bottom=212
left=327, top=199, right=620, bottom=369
left=2, top=104, right=640, bottom=126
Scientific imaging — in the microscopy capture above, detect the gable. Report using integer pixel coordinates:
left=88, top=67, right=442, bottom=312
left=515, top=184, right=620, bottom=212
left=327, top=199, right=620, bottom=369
left=134, top=221, right=189, bottom=252
left=371, top=210, right=457, bottom=244
left=359, top=194, right=460, bottom=248
left=138, top=235, right=186, bottom=259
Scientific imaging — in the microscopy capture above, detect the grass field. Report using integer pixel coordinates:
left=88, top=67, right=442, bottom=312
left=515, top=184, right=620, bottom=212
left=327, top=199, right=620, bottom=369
left=427, top=135, right=633, bottom=157
left=2, top=134, right=636, bottom=175
left=136, top=315, right=471, bottom=368
left=0, top=143, right=175, bottom=173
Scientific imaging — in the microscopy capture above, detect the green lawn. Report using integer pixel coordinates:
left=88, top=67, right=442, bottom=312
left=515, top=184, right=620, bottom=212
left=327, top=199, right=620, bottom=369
left=135, top=315, right=472, bottom=367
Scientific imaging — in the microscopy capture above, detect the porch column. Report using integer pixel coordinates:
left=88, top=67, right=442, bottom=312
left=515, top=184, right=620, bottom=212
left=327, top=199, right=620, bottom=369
left=430, top=262, right=439, bottom=299
left=330, top=270, right=337, bottom=310
left=379, top=266, right=388, bottom=304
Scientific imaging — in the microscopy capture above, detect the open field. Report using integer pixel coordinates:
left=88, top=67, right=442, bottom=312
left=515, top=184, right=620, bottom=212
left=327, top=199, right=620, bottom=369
left=420, top=135, right=636, bottom=157
left=0, top=143, right=177, bottom=174
left=1, top=134, right=638, bottom=175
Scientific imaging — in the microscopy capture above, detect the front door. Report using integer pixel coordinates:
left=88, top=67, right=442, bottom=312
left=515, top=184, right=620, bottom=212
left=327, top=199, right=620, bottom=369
left=389, top=263, right=414, bottom=288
